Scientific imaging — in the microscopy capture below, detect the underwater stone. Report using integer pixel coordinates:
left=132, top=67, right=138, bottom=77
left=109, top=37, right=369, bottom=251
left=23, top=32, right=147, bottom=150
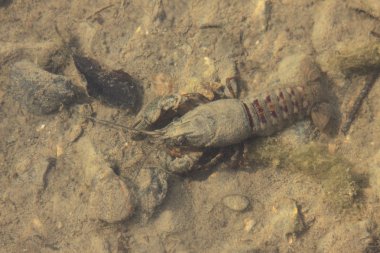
left=135, top=167, right=168, bottom=220
left=222, top=194, right=250, bottom=212
left=10, top=61, right=83, bottom=115
left=277, top=54, right=321, bottom=85
left=88, top=169, right=135, bottom=223
left=73, top=55, right=142, bottom=112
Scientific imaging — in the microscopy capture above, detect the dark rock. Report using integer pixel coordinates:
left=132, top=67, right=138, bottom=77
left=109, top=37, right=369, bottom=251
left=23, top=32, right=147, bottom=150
left=10, top=61, right=83, bottom=115
left=0, top=0, right=12, bottom=7
left=73, top=55, right=143, bottom=111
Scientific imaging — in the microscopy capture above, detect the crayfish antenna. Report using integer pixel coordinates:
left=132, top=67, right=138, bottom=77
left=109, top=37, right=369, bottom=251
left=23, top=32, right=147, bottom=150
left=85, top=116, right=164, bottom=137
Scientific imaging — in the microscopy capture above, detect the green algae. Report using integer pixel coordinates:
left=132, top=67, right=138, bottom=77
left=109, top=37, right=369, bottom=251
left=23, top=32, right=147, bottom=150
left=247, top=136, right=289, bottom=168
left=249, top=140, right=358, bottom=210
left=287, top=143, right=358, bottom=210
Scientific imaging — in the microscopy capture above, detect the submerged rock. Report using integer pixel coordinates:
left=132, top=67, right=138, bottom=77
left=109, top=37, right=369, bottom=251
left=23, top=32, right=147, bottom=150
left=88, top=169, right=135, bottom=223
left=247, top=198, right=307, bottom=249
left=312, top=0, right=379, bottom=78
left=73, top=55, right=142, bottom=111
left=277, top=54, right=321, bottom=85
left=222, top=194, right=250, bottom=212
left=135, top=167, right=168, bottom=220
left=268, top=198, right=307, bottom=239
left=10, top=61, right=83, bottom=115
left=334, top=39, right=380, bottom=75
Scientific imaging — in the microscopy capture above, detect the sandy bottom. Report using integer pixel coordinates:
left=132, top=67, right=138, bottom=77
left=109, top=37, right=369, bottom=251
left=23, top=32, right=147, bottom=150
left=1, top=0, right=380, bottom=252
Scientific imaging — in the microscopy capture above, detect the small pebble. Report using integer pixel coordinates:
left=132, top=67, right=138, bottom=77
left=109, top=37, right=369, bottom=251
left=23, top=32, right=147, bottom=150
left=56, top=221, right=63, bottom=229
left=56, top=144, right=64, bottom=157
left=36, top=124, right=46, bottom=132
left=328, top=143, right=337, bottom=154
left=222, top=194, right=250, bottom=212
left=243, top=218, right=256, bottom=232
left=31, top=218, right=46, bottom=237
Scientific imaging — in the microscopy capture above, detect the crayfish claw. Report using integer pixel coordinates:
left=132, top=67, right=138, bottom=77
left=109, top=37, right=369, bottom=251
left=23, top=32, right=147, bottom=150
left=133, top=93, right=210, bottom=134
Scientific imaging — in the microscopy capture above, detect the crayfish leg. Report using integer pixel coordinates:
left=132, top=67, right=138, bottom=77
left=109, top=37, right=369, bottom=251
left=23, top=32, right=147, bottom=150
left=158, top=146, right=244, bottom=174
left=157, top=149, right=204, bottom=174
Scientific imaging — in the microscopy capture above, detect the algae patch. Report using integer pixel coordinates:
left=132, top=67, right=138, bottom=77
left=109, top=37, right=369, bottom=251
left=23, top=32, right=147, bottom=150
left=247, top=136, right=288, bottom=169
left=249, top=140, right=358, bottom=210
left=286, top=144, right=357, bottom=210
